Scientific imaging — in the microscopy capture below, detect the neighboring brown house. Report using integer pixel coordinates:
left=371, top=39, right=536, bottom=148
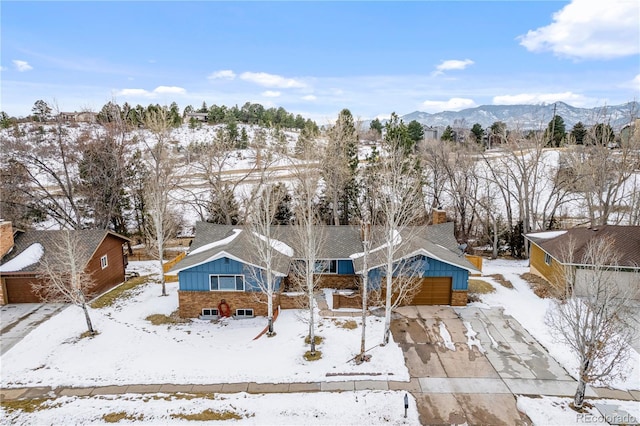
left=525, top=225, right=640, bottom=299
left=0, top=222, right=130, bottom=304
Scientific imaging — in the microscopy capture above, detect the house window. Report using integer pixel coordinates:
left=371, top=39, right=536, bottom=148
left=544, top=253, right=552, bottom=266
left=314, top=260, right=337, bottom=274
left=235, top=308, right=254, bottom=318
left=210, top=275, right=244, bottom=291
left=100, top=255, right=108, bottom=269
left=201, top=308, right=219, bottom=317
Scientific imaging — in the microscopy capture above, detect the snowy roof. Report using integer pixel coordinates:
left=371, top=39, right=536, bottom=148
left=168, top=224, right=293, bottom=276
left=0, top=230, right=130, bottom=274
left=524, top=230, right=567, bottom=243
left=0, top=243, right=44, bottom=272
left=351, top=222, right=479, bottom=274
left=170, top=221, right=478, bottom=276
left=525, top=225, right=640, bottom=267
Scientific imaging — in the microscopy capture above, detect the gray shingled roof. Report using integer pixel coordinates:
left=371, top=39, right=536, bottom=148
left=0, top=230, right=130, bottom=273
left=352, top=222, right=478, bottom=273
left=170, top=221, right=478, bottom=276
left=169, top=224, right=293, bottom=276
left=526, top=225, right=640, bottom=268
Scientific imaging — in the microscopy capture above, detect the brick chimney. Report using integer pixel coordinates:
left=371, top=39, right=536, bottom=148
left=0, top=221, right=14, bottom=259
left=431, top=208, right=447, bottom=225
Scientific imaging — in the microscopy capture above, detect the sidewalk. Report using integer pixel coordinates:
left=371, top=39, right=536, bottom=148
left=1, top=380, right=397, bottom=402
left=2, top=378, right=637, bottom=402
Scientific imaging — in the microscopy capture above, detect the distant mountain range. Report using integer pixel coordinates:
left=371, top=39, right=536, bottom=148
left=399, top=101, right=639, bottom=131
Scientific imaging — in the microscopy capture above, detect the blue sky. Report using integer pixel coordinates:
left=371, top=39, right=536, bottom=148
left=2, top=1, right=639, bottom=123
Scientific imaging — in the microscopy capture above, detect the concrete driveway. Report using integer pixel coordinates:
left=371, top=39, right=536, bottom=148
left=391, top=305, right=582, bottom=425
left=0, top=303, right=67, bottom=356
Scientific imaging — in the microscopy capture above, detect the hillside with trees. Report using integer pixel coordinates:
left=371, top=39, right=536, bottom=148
left=1, top=99, right=639, bottom=262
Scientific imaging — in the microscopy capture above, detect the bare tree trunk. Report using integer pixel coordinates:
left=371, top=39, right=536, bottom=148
left=82, top=302, right=95, bottom=334
left=382, top=258, right=393, bottom=345
left=574, top=367, right=588, bottom=409
left=358, top=230, right=371, bottom=361
left=492, top=216, right=499, bottom=259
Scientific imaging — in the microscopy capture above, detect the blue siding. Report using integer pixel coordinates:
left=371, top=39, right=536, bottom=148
left=178, top=257, right=282, bottom=292
left=367, top=255, right=468, bottom=290
left=337, top=259, right=355, bottom=275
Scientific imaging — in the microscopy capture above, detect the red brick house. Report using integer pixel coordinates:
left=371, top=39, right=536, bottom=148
left=0, top=222, right=130, bottom=304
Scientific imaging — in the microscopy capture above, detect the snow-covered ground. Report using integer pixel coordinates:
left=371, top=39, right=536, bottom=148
left=1, top=262, right=408, bottom=389
left=1, top=391, right=419, bottom=426
left=476, top=259, right=639, bottom=391
left=2, top=259, right=638, bottom=425
left=517, top=396, right=639, bottom=426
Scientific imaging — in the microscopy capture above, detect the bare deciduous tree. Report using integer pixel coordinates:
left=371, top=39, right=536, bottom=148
left=545, top=236, right=638, bottom=409
left=290, top=143, right=325, bottom=356
left=244, top=175, right=288, bottom=336
left=440, top=143, right=480, bottom=242
left=482, top=126, right=574, bottom=256
left=33, top=230, right=97, bottom=334
left=2, top=105, right=85, bottom=229
left=77, top=105, right=134, bottom=234
left=356, top=223, right=372, bottom=363
left=564, top=118, right=639, bottom=227
left=366, top=132, right=424, bottom=345
left=419, top=139, right=449, bottom=209
left=141, top=109, right=181, bottom=296
left=183, top=127, right=256, bottom=224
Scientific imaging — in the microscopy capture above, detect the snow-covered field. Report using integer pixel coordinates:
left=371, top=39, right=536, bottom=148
left=1, top=391, right=420, bottom=426
left=476, top=259, right=640, bottom=391
left=1, top=262, right=408, bottom=389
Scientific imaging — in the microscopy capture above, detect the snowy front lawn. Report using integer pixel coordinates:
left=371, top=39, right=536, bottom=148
left=517, top=395, right=639, bottom=426
left=1, top=265, right=408, bottom=389
left=1, top=390, right=420, bottom=426
left=476, top=259, right=639, bottom=391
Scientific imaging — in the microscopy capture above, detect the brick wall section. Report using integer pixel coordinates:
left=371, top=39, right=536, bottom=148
left=283, top=274, right=361, bottom=291
left=179, top=290, right=274, bottom=318
left=333, top=292, right=362, bottom=309
left=0, top=221, right=14, bottom=259
left=451, top=290, right=468, bottom=306
left=431, top=209, right=447, bottom=225
left=316, top=275, right=361, bottom=290
left=277, top=293, right=307, bottom=309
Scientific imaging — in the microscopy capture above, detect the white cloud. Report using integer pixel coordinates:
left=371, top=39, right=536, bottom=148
left=0, top=66, right=6, bottom=72
left=261, top=90, right=281, bottom=98
left=153, top=86, right=186, bottom=95
left=302, top=94, right=317, bottom=101
left=116, top=88, right=151, bottom=97
left=240, top=72, right=306, bottom=89
left=208, top=70, right=236, bottom=80
left=433, top=59, right=474, bottom=75
left=631, top=74, right=640, bottom=91
left=518, top=0, right=640, bottom=59
left=13, top=60, right=33, bottom=72
left=421, top=98, right=476, bottom=112
left=493, top=92, right=587, bottom=105
left=115, top=86, right=187, bottom=98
